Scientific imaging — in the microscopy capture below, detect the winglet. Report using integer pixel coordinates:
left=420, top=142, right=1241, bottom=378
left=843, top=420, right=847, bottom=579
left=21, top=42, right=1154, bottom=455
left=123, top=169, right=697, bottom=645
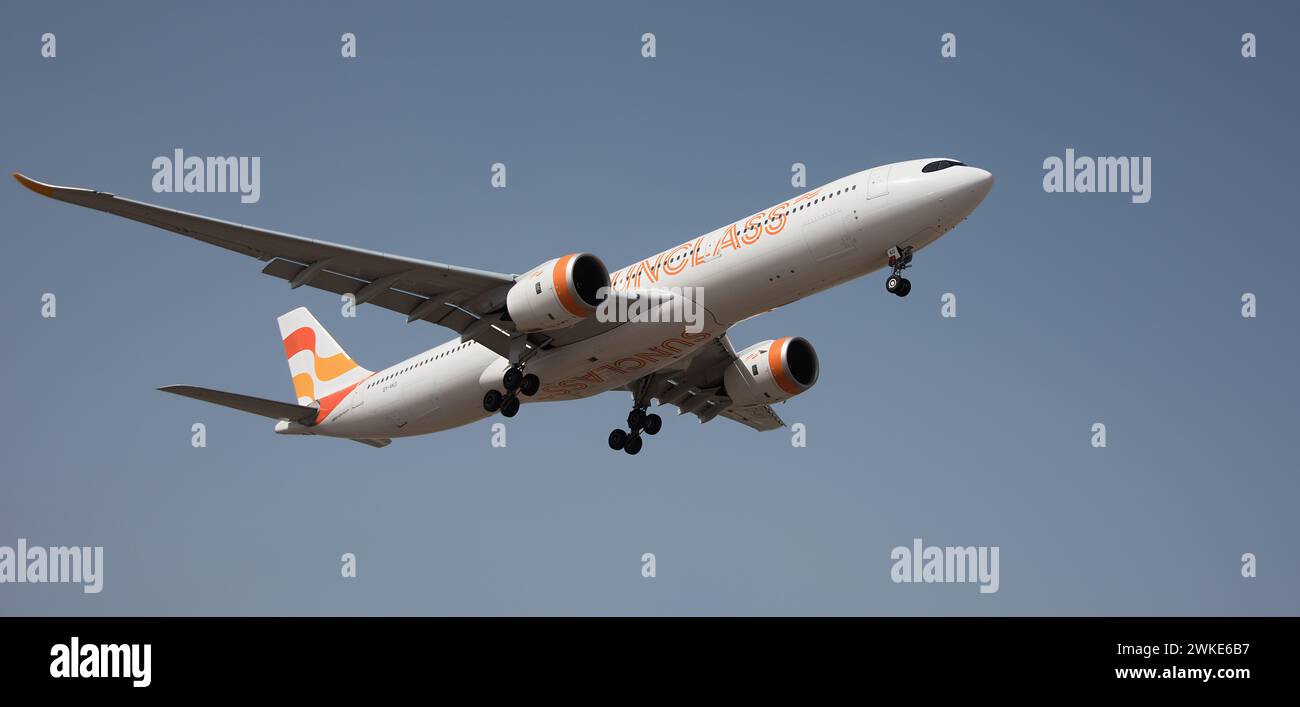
left=12, top=172, right=55, bottom=197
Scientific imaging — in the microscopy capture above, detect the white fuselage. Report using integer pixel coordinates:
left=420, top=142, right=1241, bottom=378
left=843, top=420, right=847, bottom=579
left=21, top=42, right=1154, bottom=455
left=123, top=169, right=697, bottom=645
left=302, top=159, right=993, bottom=440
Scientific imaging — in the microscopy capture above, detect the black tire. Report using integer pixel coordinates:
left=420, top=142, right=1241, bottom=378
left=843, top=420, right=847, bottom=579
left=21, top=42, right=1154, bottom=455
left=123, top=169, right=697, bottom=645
left=627, top=408, right=647, bottom=430
left=501, top=396, right=520, bottom=418
left=483, top=389, right=503, bottom=412
left=608, top=429, right=627, bottom=450
left=886, top=275, right=900, bottom=293
left=623, top=434, right=643, bottom=455
left=897, top=278, right=911, bottom=297
left=643, top=413, right=662, bottom=436
left=502, top=367, right=523, bottom=391
left=520, top=373, right=540, bottom=396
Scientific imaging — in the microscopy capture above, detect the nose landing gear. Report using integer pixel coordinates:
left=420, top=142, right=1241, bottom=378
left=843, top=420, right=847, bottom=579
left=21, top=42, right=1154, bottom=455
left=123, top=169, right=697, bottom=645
left=885, top=245, right=913, bottom=297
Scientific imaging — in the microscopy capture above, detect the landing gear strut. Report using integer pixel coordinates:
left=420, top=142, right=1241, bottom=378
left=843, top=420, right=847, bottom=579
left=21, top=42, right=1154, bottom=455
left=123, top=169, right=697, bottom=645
left=607, top=379, right=662, bottom=455
left=885, top=245, right=913, bottom=297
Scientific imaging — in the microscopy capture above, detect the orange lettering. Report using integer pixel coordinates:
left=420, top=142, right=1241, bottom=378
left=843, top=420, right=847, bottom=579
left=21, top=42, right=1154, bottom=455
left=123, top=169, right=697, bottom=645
left=662, top=243, right=691, bottom=276
left=690, top=235, right=708, bottom=266
left=714, top=225, right=740, bottom=255
left=766, top=202, right=789, bottom=235
left=614, top=357, right=647, bottom=372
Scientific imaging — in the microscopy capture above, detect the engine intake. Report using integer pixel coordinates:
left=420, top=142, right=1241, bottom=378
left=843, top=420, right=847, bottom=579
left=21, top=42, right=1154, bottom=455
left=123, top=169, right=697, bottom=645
left=506, top=253, right=609, bottom=333
left=724, top=336, right=819, bottom=406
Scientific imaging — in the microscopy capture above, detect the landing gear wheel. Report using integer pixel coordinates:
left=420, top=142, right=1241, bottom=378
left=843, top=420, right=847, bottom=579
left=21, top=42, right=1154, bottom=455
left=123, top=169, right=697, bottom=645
left=608, top=429, right=628, bottom=450
left=483, top=390, right=503, bottom=412
left=502, top=367, right=523, bottom=391
left=500, top=396, right=520, bottom=418
left=520, top=373, right=540, bottom=397
left=623, top=433, right=643, bottom=455
left=627, top=408, right=647, bottom=431
left=643, top=413, right=662, bottom=436
left=896, top=278, right=911, bottom=297
left=886, top=275, right=901, bottom=293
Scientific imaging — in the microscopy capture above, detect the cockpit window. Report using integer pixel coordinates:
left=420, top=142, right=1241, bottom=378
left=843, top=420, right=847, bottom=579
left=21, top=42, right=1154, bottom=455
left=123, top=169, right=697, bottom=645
left=922, top=160, right=966, bottom=173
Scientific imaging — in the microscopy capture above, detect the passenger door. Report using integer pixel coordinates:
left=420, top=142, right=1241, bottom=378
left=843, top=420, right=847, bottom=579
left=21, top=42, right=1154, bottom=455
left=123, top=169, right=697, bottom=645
left=867, top=165, right=890, bottom=199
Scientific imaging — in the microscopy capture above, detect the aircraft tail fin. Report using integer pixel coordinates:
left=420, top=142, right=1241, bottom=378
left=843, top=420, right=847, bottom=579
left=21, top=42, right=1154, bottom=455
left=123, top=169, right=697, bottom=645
left=276, top=307, right=371, bottom=405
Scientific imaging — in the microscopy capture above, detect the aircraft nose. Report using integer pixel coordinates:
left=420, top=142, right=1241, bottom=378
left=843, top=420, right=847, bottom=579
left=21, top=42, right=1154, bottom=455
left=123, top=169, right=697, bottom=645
left=951, top=166, right=994, bottom=214
left=963, top=167, right=994, bottom=201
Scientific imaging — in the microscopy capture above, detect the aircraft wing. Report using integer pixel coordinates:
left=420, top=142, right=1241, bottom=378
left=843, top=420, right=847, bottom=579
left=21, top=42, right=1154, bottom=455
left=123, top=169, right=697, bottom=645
left=630, top=333, right=787, bottom=432
left=13, top=172, right=519, bottom=352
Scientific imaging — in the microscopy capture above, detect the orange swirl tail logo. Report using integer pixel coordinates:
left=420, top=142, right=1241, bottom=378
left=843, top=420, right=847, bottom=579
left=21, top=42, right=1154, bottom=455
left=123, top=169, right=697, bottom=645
left=276, top=306, right=371, bottom=412
left=283, top=326, right=359, bottom=401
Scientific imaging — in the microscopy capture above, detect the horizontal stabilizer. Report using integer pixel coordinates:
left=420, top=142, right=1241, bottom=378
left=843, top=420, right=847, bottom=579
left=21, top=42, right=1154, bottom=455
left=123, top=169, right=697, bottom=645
left=159, top=385, right=318, bottom=424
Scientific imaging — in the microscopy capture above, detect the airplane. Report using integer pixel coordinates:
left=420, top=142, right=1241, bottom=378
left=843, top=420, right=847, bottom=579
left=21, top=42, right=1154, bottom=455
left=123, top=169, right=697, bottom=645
left=13, top=159, right=993, bottom=454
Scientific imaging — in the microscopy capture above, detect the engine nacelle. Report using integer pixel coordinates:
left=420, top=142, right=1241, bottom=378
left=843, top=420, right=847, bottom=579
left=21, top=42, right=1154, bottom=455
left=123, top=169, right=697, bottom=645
left=723, top=337, right=820, bottom=406
left=505, top=253, right=609, bottom=333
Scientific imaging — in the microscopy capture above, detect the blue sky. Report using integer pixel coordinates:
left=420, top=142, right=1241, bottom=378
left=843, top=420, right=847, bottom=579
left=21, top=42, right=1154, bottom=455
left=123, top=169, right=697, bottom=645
left=1, top=0, right=1297, bottom=615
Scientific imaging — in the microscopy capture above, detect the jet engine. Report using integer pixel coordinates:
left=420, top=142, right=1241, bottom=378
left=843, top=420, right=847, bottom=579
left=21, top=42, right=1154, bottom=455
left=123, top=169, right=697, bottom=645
left=723, top=337, right=820, bottom=406
left=505, top=253, right=609, bottom=333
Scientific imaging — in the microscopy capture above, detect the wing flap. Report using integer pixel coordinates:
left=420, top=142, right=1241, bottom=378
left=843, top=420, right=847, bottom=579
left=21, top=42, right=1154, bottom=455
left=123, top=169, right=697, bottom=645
left=262, top=258, right=428, bottom=318
left=719, top=404, right=786, bottom=431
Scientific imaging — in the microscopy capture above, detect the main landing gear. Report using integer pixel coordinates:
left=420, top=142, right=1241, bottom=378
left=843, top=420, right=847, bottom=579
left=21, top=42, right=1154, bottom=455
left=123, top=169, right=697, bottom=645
left=607, top=407, right=662, bottom=456
left=885, top=245, right=913, bottom=297
left=608, top=379, right=663, bottom=455
left=483, top=364, right=541, bottom=418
